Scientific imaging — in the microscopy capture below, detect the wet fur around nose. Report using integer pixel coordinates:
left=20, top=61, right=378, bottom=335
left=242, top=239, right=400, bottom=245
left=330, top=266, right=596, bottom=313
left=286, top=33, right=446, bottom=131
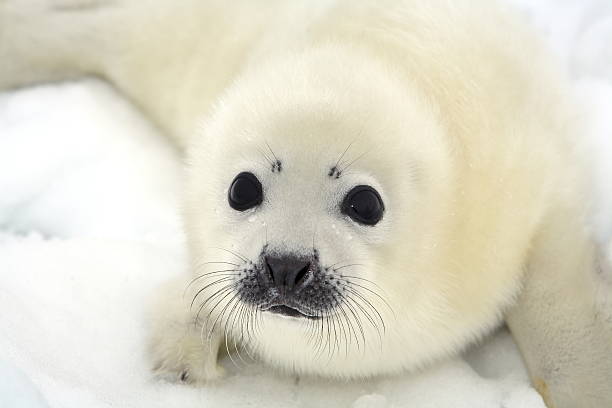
left=233, top=248, right=378, bottom=322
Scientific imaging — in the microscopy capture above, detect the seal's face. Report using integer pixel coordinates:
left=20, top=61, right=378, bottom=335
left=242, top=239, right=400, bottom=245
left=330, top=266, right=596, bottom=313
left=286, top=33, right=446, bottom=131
left=183, top=47, right=519, bottom=376
left=227, top=168, right=385, bottom=322
left=188, top=125, right=401, bottom=367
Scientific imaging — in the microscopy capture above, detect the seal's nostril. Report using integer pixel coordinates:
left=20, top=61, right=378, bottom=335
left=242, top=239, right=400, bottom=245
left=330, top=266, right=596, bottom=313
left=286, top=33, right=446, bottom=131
left=266, top=258, right=276, bottom=284
left=295, top=262, right=310, bottom=286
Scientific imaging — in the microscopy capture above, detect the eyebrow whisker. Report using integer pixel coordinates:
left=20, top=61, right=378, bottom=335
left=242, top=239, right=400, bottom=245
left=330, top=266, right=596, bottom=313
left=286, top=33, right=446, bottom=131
left=265, top=140, right=279, bottom=163
left=339, top=150, right=369, bottom=174
left=264, top=141, right=282, bottom=172
left=334, top=140, right=354, bottom=170
left=256, top=146, right=274, bottom=167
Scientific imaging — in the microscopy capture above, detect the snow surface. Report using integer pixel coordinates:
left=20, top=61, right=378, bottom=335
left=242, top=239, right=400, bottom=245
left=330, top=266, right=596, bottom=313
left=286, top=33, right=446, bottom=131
left=0, top=1, right=611, bottom=407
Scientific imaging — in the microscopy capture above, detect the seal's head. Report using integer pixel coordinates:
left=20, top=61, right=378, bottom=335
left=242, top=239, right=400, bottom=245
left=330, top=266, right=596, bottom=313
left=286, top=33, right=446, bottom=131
left=184, top=46, right=520, bottom=377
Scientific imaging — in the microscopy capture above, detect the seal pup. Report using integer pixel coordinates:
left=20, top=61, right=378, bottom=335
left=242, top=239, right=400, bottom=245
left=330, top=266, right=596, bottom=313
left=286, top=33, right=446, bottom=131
left=1, top=1, right=610, bottom=406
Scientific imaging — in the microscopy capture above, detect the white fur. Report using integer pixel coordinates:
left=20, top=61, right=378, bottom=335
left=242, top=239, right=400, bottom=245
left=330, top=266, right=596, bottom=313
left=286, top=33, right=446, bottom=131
left=1, top=1, right=610, bottom=407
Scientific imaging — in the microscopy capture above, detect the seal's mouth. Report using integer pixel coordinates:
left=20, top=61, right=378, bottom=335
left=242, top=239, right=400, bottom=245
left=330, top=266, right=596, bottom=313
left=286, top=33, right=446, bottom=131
left=265, top=304, right=319, bottom=320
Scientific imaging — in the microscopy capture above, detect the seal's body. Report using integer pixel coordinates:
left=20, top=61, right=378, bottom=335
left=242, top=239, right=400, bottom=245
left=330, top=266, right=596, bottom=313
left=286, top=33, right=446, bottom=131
left=2, top=1, right=610, bottom=407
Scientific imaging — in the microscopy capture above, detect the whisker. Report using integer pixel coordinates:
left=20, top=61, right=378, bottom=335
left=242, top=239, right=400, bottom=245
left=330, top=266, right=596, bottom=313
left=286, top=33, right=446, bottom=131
left=343, top=291, right=381, bottom=346
left=330, top=309, right=340, bottom=358
left=314, top=309, right=326, bottom=358
left=265, top=140, right=280, bottom=164
left=194, top=261, right=240, bottom=268
left=334, top=301, right=353, bottom=355
left=256, top=146, right=274, bottom=167
left=333, top=264, right=365, bottom=271
left=242, top=305, right=259, bottom=361
left=314, top=313, right=327, bottom=360
left=237, top=308, right=253, bottom=361
left=232, top=302, right=254, bottom=363
left=253, top=303, right=264, bottom=337
left=309, top=308, right=324, bottom=357
left=343, top=279, right=395, bottom=318
left=234, top=302, right=256, bottom=364
left=190, top=277, right=235, bottom=310
left=338, top=292, right=367, bottom=352
left=342, top=290, right=379, bottom=332
left=317, top=311, right=332, bottom=360
left=343, top=285, right=386, bottom=334
left=220, top=294, right=242, bottom=369
left=206, top=246, right=249, bottom=262
left=326, top=258, right=367, bottom=270
left=339, top=149, right=369, bottom=174
left=334, top=272, right=388, bottom=295
left=334, top=141, right=354, bottom=170
left=204, top=289, right=237, bottom=342
left=312, top=222, right=317, bottom=254
left=195, top=284, right=235, bottom=325
left=184, top=269, right=239, bottom=297
left=248, top=303, right=259, bottom=341
left=243, top=302, right=255, bottom=344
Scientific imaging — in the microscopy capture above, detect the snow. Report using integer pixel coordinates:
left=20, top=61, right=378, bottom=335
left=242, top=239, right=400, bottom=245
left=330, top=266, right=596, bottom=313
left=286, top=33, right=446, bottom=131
left=0, top=1, right=610, bottom=407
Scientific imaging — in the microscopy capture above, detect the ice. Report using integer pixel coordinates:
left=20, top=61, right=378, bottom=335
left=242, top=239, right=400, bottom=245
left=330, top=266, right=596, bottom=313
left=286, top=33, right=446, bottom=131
left=0, top=359, right=49, bottom=408
left=1, top=1, right=611, bottom=407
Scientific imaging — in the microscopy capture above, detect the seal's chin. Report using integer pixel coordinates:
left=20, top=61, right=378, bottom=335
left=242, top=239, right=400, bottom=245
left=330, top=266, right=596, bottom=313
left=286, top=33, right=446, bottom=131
left=264, top=304, right=320, bottom=320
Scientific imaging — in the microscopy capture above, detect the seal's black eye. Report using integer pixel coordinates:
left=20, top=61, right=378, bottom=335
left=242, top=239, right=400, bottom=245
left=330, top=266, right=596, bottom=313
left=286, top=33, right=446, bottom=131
left=341, top=185, right=384, bottom=226
left=228, top=172, right=263, bottom=211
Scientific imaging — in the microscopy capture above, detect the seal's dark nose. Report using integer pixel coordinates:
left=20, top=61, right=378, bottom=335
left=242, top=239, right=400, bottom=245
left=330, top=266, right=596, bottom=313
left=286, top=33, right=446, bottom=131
left=265, top=256, right=311, bottom=292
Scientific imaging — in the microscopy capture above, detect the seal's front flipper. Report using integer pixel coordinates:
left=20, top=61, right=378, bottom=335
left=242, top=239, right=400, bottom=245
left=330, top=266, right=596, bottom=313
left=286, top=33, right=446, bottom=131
left=148, top=279, right=226, bottom=384
left=506, top=212, right=612, bottom=408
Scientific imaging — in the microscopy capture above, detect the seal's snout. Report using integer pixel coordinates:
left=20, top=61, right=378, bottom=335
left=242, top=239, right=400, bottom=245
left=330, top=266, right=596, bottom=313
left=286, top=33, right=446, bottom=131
left=238, top=251, right=334, bottom=320
left=265, top=255, right=311, bottom=293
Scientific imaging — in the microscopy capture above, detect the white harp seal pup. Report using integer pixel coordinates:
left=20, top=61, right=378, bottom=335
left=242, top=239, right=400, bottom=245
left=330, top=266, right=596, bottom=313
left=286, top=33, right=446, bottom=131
left=1, top=1, right=611, bottom=406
